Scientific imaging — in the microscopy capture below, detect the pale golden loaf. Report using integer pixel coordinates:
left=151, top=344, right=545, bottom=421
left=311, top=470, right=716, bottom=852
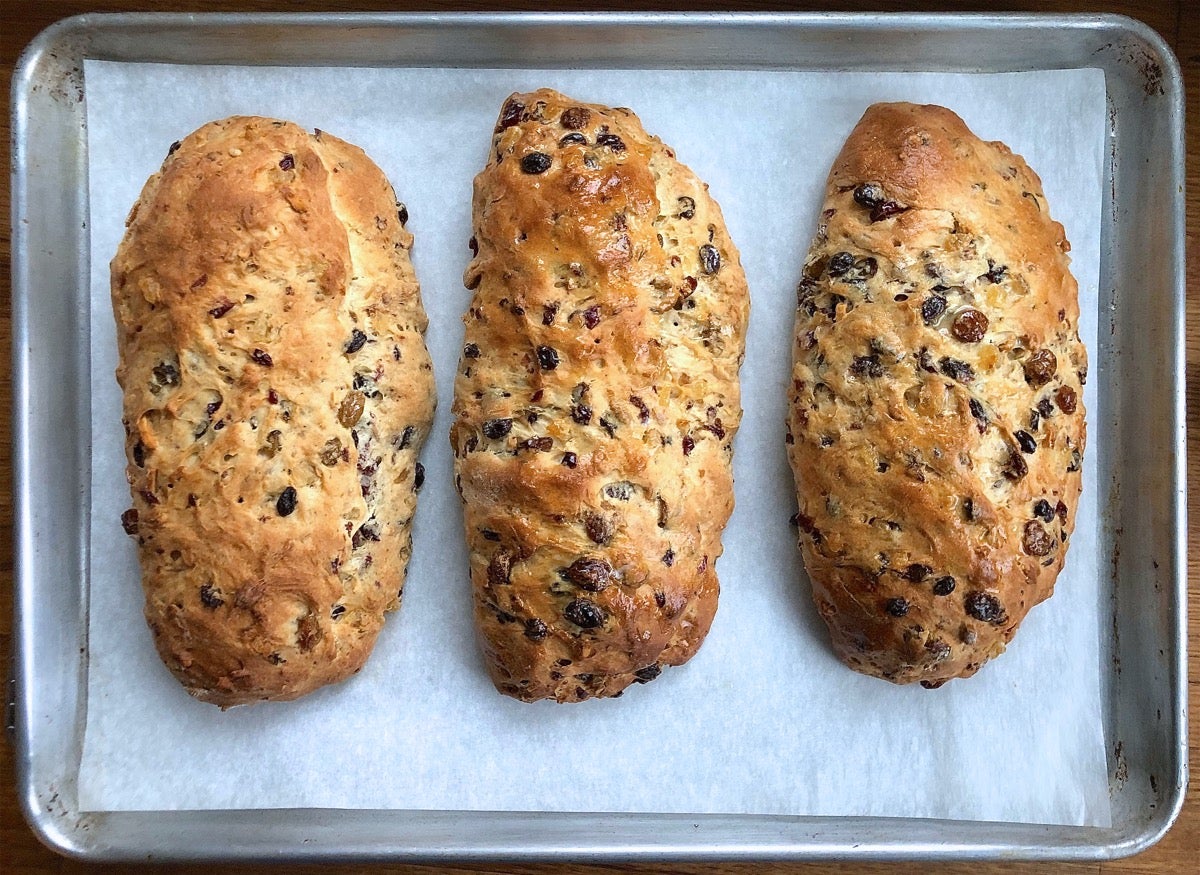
left=112, top=116, right=435, bottom=706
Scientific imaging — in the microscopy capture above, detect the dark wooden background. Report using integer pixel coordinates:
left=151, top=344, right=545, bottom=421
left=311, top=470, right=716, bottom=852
left=3, top=2, right=1195, bottom=873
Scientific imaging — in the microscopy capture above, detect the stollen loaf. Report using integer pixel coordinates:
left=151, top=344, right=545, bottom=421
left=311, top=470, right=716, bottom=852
left=787, top=103, right=1086, bottom=687
left=112, top=116, right=435, bottom=706
left=451, top=89, right=750, bottom=702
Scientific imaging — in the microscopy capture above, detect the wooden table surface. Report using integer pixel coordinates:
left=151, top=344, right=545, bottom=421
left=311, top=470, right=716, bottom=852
left=2, top=1, right=1195, bottom=872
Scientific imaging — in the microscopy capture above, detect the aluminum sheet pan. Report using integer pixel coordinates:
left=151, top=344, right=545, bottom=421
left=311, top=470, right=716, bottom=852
left=10, top=11, right=1186, bottom=863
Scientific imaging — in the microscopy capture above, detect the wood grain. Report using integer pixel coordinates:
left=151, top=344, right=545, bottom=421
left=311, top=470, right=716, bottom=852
left=1, top=2, right=1194, bottom=873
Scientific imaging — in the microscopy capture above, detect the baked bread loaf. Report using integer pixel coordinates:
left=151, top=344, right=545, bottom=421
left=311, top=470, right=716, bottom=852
left=451, top=89, right=749, bottom=702
left=112, top=116, right=435, bottom=706
left=787, top=103, right=1086, bottom=687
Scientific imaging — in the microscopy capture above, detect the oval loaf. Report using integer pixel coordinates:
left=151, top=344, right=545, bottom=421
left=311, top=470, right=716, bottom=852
left=112, top=116, right=435, bottom=706
left=451, top=89, right=750, bottom=702
left=787, top=103, right=1086, bottom=687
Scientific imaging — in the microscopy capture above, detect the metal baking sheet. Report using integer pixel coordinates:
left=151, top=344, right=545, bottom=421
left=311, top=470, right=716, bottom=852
left=10, top=11, right=1186, bottom=862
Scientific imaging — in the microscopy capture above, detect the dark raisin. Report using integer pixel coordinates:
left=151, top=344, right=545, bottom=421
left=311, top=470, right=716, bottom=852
left=951, top=308, right=989, bottom=343
left=629, top=396, right=651, bottom=423
left=208, top=299, right=235, bottom=318
left=917, top=348, right=937, bottom=372
left=251, top=348, right=273, bottom=367
left=132, top=440, right=147, bottom=468
left=853, top=182, right=885, bottom=208
left=699, top=244, right=721, bottom=275
left=969, top=398, right=988, bottom=433
left=560, top=106, right=591, bottom=129
left=199, top=583, right=224, bottom=609
left=463, top=343, right=481, bottom=360
left=524, top=618, right=549, bottom=640
left=559, top=132, right=587, bottom=147
left=939, top=357, right=974, bottom=383
left=965, top=591, right=1006, bottom=624
left=662, top=549, right=675, bottom=567
left=564, top=557, right=612, bottom=592
left=277, top=153, right=295, bottom=171
left=984, top=261, right=1008, bottom=283
left=1016, top=430, right=1037, bottom=454
left=571, top=404, right=592, bottom=425
left=1023, top=520, right=1054, bottom=556
left=924, top=640, right=952, bottom=662
left=268, top=388, right=279, bottom=405
left=847, top=257, right=878, bottom=281
left=850, top=355, right=884, bottom=378
left=331, top=604, right=346, bottom=620
left=536, top=345, right=559, bottom=370
left=676, top=196, right=696, bottom=219
left=352, top=521, right=380, bottom=548
left=634, top=664, right=662, bottom=683
left=120, top=508, right=139, bottom=535
left=827, top=252, right=856, bottom=276
left=1003, top=447, right=1029, bottom=480
left=584, top=512, right=612, bottom=545
left=906, top=563, right=931, bottom=582
left=1029, top=409, right=1041, bottom=431
left=561, top=452, right=578, bottom=468
left=406, top=462, right=422, bottom=493
left=582, top=305, right=601, bottom=329
left=521, top=152, right=553, bottom=174
left=1056, top=385, right=1078, bottom=414
left=487, top=550, right=512, bottom=586
left=921, top=295, right=947, bottom=326
left=596, top=132, right=625, bottom=152
left=497, top=97, right=524, bottom=131
left=933, top=576, right=956, bottom=596
left=519, top=436, right=553, bottom=452
left=564, top=598, right=606, bottom=629
left=870, top=200, right=908, bottom=222
left=1037, top=397, right=1055, bottom=418
left=1024, top=349, right=1058, bottom=386
left=168, top=140, right=182, bottom=155
left=682, top=435, right=696, bottom=456
left=1033, top=499, right=1054, bottom=523
left=276, top=486, right=298, bottom=517
left=152, top=361, right=180, bottom=386
left=344, top=329, right=368, bottom=354
left=599, top=414, right=618, bottom=438
left=886, top=597, right=910, bottom=617
left=483, top=418, right=513, bottom=439
left=397, top=203, right=409, bottom=225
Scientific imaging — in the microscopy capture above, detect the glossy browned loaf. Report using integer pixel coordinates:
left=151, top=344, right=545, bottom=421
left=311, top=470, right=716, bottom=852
left=451, top=89, right=749, bottom=702
left=112, top=116, right=435, bottom=706
left=787, top=103, right=1086, bottom=687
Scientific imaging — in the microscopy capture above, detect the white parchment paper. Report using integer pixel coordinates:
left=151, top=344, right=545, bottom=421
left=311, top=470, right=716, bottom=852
left=80, top=62, right=1109, bottom=826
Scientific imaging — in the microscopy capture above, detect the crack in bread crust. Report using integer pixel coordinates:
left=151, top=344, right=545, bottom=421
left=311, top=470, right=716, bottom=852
left=788, top=103, right=1086, bottom=687
left=112, top=116, right=435, bottom=706
left=451, top=90, right=749, bottom=702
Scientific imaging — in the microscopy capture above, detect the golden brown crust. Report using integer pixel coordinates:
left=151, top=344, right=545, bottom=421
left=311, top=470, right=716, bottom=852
left=787, top=103, right=1086, bottom=687
left=451, top=89, right=749, bottom=702
left=112, top=116, right=435, bottom=706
